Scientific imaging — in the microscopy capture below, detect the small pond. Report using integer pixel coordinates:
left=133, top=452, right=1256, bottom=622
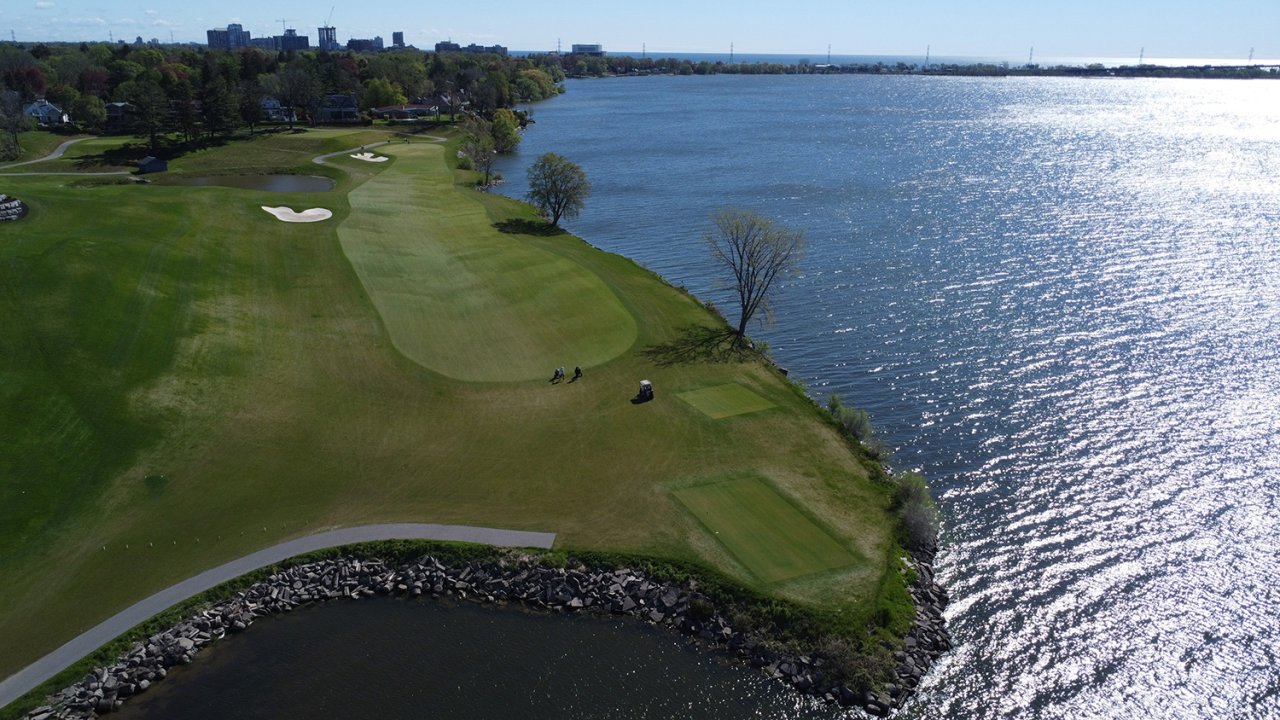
left=165, top=175, right=334, bottom=192
left=111, top=598, right=840, bottom=720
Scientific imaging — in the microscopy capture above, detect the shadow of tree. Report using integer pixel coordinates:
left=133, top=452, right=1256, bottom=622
left=73, top=136, right=237, bottom=170
left=494, top=218, right=566, bottom=236
left=73, top=143, right=150, bottom=170
left=641, top=325, right=749, bottom=366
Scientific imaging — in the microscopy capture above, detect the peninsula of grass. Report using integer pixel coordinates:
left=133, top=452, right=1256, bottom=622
left=0, top=126, right=910, bottom=708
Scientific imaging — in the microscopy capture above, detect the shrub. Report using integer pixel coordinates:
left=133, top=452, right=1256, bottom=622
left=893, top=471, right=939, bottom=550
left=825, top=393, right=888, bottom=458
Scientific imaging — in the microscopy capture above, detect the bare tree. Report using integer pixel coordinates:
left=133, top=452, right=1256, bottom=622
left=0, top=90, right=30, bottom=160
left=462, top=131, right=496, bottom=185
left=705, top=209, right=805, bottom=342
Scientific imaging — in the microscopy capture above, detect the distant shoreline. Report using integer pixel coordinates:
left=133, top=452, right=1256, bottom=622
left=542, top=53, right=1279, bottom=80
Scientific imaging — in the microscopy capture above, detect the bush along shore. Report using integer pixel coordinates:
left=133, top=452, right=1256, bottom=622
left=21, top=542, right=950, bottom=719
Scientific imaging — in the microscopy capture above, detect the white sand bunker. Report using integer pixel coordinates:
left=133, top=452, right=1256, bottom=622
left=261, top=206, right=333, bottom=223
left=349, top=152, right=389, bottom=162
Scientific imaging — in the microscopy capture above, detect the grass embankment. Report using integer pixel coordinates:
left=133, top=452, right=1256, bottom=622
left=0, top=131, right=75, bottom=166
left=0, top=126, right=909, bottom=704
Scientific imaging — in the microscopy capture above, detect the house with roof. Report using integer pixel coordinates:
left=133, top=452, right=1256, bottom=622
left=23, top=99, right=69, bottom=127
left=317, top=94, right=359, bottom=124
left=370, top=103, right=438, bottom=121
left=105, top=101, right=132, bottom=133
left=259, top=96, right=296, bottom=123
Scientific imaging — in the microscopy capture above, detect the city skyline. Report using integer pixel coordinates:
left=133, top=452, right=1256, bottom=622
left=4, top=0, right=1278, bottom=62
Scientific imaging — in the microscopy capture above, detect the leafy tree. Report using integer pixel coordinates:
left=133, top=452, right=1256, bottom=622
left=490, top=108, right=520, bottom=153
left=77, top=66, right=110, bottom=97
left=70, top=94, right=107, bottom=132
left=170, top=79, right=199, bottom=142
left=704, top=209, right=805, bottom=341
left=361, top=77, right=406, bottom=110
left=364, top=51, right=430, bottom=99
left=238, top=80, right=264, bottom=135
left=201, top=75, right=238, bottom=137
left=526, top=152, right=590, bottom=227
left=2, top=65, right=47, bottom=101
left=515, top=68, right=556, bottom=101
left=278, top=63, right=317, bottom=129
left=121, top=78, right=168, bottom=151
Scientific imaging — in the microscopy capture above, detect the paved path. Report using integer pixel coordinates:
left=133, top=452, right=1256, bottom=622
left=1, top=136, right=132, bottom=176
left=0, top=137, right=88, bottom=169
left=0, top=170, right=131, bottom=176
left=311, top=134, right=446, bottom=166
left=0, top=523, right=555, bottom=709
left=312, top=140, right=393, bottom=165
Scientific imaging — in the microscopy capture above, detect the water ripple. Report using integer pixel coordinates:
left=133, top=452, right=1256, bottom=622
left=498, top=75, right=1280, bottom=720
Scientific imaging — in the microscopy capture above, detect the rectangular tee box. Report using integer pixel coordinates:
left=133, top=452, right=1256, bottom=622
left=673, top=477, right=858, bottom=584
left=677, top=383, right=775, bottom=419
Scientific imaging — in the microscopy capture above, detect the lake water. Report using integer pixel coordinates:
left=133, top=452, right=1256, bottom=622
left=114, top=75, right=1280, bottom=719
left=494, top=75, right=1280, bottom=719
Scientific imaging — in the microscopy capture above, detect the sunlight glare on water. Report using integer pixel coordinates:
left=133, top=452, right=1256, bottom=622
left=499, top=75, right=1280, bottom=719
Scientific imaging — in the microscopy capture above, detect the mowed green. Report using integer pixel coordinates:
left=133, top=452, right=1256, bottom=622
left=339, top=144, right=636, bottom=381
left=678, top=383, right=776, bottom=419
left=674, top=477, right=859, bottom=583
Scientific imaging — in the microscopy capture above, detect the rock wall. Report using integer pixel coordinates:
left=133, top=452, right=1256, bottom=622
left=24, top=551, right=951, bottom=719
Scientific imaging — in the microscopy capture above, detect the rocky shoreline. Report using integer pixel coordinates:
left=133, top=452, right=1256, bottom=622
left=23, top=549, right=950, bottom=719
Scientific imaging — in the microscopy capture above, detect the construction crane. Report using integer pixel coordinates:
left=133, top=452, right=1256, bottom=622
left=277, top=18, right=292, bottom=33
left=326, top=6, right=335, bottom=27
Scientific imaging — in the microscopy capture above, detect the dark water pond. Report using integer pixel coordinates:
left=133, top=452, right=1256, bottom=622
left=113, top=598, right=837, bottom=720
left=165, top=175, right=333, bottom=192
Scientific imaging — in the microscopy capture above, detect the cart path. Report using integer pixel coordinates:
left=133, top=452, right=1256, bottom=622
left=0, top=523, right=556, bottom=709
left=0, top=136, right=89, bottom=169
left=311, top=134, right=447, bottom=165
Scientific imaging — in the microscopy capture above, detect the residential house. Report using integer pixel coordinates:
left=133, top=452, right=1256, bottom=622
left=259, top=96, right=296, bottom=123
left=105, top=101, right=132, bottom=133
left=23, top=99, right=69, bottom=127
left=370, top=104, right=437, bottom=121
left=317, top=94, right=359, bottom=124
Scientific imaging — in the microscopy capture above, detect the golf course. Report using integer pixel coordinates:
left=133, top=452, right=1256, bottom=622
left=0, top=126, right=908, bottom=705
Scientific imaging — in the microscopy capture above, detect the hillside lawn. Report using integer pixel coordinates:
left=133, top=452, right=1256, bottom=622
left=0, top=127, right=903, bottom=685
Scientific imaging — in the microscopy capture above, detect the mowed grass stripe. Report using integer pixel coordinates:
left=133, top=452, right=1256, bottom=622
left=678, top=383, right=775, bottom=419
left=674, top=477, right=858, bottom=584
left=338, top=144, right=636, bottom=381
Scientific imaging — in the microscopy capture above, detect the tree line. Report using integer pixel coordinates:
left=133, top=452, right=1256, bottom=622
left=0, top=40, right=564, bottom=156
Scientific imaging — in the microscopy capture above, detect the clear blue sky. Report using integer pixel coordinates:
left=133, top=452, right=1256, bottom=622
left=7, top=0, right=1277, bottom=61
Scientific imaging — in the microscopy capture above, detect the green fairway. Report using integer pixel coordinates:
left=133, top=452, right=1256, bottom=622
left=338, top=144, right=636, bottom=381
left=0, top=127, right=902, bottom=691
left=674, top=477, right=860, bottom=583
left=677, top=383, right=776, bottom=419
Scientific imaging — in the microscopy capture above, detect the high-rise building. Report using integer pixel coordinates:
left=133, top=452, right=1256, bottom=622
left=347, top=36, right=384, bottom=52
left=207, top=23, right=251, bottom=50
left=278, top=28, right=309, bottom=51
left=318, top=26, right=337, bottom=51
left=392, top=31, right=404, bottom=48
